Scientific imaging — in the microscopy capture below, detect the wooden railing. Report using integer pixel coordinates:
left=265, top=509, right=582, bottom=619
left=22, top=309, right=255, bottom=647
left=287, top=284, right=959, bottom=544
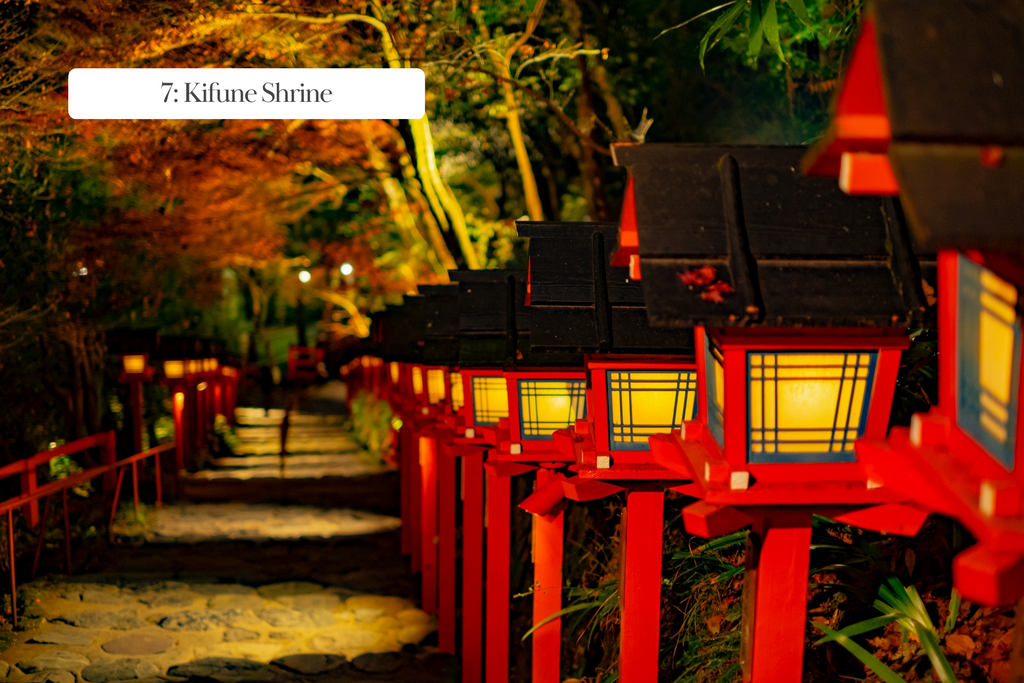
left=0, top=433, right=175, bottom=625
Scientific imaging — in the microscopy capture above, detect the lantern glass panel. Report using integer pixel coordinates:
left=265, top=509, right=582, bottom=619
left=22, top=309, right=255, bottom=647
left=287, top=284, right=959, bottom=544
left=412, top=366, right=424, bottom=395
left=450, top=372, right=465, bottom=411
left=471, top=377, right=508, bottom=425
left=123, top=355, right=146, bottom=374
left=517, top=379, right=587, bottom=441
left=704, top=336, right=725, bottom=447
left=164, top=360, right=185, bottom=379
left=957, top=255, right=1021, bottom=469
left=390, top=362, right=400, bottom=384
left=747, top=351, right=876, bottom=463
left=427, top=369, right=446, bottom=404
left=607, top=370, right=698, bottom=450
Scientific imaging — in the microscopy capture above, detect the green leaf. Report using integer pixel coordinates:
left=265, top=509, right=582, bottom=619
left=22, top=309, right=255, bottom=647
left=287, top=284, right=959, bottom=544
left=654, top=1, right=738, bottom=41
left=747, top=0, right=765, bottom=57
left=762, top=0, right=785, bottom=62
left=783, top=0, right=812, bottom=25
left=699, top=0, right=747, bottom=69
left=945, top=588, right=961, bottom=632
left=521, top=601, right=598, bottom=641
left=525, top=0, right=537, bottom=12
left=813, top=623, right=908, bottom=683
left=917, top=629, right=958, bottom=683
left=814, top=614, right=897, bottom=644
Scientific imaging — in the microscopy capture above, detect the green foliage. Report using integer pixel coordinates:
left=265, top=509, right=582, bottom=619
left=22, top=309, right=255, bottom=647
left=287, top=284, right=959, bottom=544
left=46, top=455, right=92, bottom=498
left=213, top=414, right=242, bottom=454
left=345, top=390, right=396, bottom=465
left=814, top=579, right=958, bottom=683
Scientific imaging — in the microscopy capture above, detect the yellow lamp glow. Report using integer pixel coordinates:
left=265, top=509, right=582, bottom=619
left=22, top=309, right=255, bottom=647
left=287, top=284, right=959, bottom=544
left=412, top=366, right=424, bottom=395
left=518, top=379, right=587, bottom=440
left=390, top=362, right=400, bottom=384
left=164, top=360, right=185, bottom=379
left=173, top=391, right=185, bottom=409
left=122, top=355, right=146, bottom=374
left=427, top=369, right=446, bottom=404
left=210, top=358, right=219, bottom=371
left=748, top=352, right=874, bottom=455
left=471, top=376, right=508, bottom=425
left=978, top=269, right=1019, bottom=443
left=608, top=370, right=698, bottom=448
left=450, top=372, right=465, bottom=411
left=187, top=360, right=201, bottom=375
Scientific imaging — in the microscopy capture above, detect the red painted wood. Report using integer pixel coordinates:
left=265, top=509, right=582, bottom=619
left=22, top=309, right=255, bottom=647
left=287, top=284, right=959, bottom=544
left=400, top=425, right=413, bottom=557
left=683, top=501, right=752, bottom=539
left=438, top=448, right=457, bottom=654
left=953, top=544, right=1024, bottom=605
left=938, top=250, right=958, bottom=413
left=420, top=434, right=439, bottom=614
left=485, top=470, right=512, bottom=683
left=463, top=450, right=485, bottom=683
left=838, top=152, right=900, bottom=196
left=696, top=327, right=710, bottom=432
left=532, top=468, right=564, bottom=683
left=611, top=175, right=637, bottom=267
left=865, top=348, right=903, bottom=438
left=831, top=503, right=928, bottom=536
left=620, top=490, right=664, bottom=683
left=520, top=473, right=567, bottom=516
left=745, top=513, right=812, bottom=683
left=722, top=346, right=747, bottom=466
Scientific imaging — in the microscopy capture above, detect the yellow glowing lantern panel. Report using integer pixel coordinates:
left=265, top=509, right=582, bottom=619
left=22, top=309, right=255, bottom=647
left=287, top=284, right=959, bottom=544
left=450, top=372, right=465, bottom=411
left=427, top=369, right=446, bottom=404
left=608, top=370, right=698, bottom=450
left=412, top=366, right=424, bottom=395
left=748, top=352, right=876, bottom=463
left=164, top=360, right=185, bottom=379
left=957, top=255, right=1021, bottom=469
left=518, top=379, right=587, bottom=440
left=390, top=362, right=401, bottom=385
left=123, top=355, right=146, bottom=374
left=471, top=376, right=509, bottom=425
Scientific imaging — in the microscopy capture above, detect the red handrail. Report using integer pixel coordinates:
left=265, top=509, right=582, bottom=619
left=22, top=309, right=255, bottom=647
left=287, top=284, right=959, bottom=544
left=0, top=434, right=175, bottom=627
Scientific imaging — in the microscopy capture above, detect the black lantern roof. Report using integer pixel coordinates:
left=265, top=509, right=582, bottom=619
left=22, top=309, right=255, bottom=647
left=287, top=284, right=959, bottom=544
left=419, top=284, right=460, bottom=365
left=875, top=0, right=1024, bottom=256
left=613, top=144, right=935, bottom=329
left=451, top=270, right=583, bottom=368
left=516, top=221, right=695, bottom=355
left=371, top=298, right=427, bottom=363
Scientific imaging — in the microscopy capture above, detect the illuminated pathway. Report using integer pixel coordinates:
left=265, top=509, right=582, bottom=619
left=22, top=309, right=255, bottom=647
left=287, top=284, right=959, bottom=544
left=1, top=398, right=452, bottom=683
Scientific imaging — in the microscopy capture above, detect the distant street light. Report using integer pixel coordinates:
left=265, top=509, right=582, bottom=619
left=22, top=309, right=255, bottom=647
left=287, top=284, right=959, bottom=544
left=298, top=270, right=311, bottom=283
left=340, top=262, right=354, bottom=276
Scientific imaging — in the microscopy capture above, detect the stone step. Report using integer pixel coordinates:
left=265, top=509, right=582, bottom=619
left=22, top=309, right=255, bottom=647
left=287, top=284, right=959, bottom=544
left=209, top=453, right=370, bottom=469
left=230, top=437, right=358, bottom=456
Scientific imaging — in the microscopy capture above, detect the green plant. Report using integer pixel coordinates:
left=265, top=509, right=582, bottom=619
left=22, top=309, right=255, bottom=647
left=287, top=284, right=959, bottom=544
left=346, top=390, right=395, bottom=465
left=213, top=414, right=242, bottom=454
left=46, top=455, right=92, bottom=498
left=814, top=578, right=958, bottom=683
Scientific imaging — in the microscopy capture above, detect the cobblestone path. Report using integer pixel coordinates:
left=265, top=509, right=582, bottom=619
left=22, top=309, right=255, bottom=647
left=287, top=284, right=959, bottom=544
left=1, top=393, right=448, bottom=683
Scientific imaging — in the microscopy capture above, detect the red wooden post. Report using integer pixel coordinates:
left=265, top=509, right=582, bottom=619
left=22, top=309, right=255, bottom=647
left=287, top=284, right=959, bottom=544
left=410, top=426, right=423, bottom=572
left=463, top=450, right=485, bottom=683
left=172, top=390, right=186, bottom=473
left=532, top=468, right=564, bottom=683
left=129, top=380, right=143, bottom=455
left=400, top=425, right=413, bottom=557
left=620, top=489, right=665, bottom=683
left=438, top=447, right=457, bottom=653
left=485, top=469, right=512, bottom=683
left=213, top=380, right=223, bottom=419
left=102, top=430, right=117, bottom=492
left=420, top=433, right=439, bottom=614
left=20, top=465, right=39, bottom=527
left=741, top=511, right=813, bottom=683
left=8, top=509, right=16, bottom=626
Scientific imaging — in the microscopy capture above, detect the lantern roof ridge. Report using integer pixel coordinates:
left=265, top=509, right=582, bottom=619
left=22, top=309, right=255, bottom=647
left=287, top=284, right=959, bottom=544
left=614, top=144, right=935, bottom=329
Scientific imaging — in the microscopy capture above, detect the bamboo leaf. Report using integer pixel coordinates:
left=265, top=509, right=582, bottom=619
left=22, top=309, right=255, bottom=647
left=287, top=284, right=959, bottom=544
left=655, top=1, right=738, bottom=41
left=945, top=588, right=961, bottom=633
left=813, top=623, right=908, bottom=683
left=698, top=0, right=747, bottom=69
left=747, top=0, right=765, bottom=57
left=762, top=0, right=785, bottom=62
left=783, top=0, right=812, bottom=25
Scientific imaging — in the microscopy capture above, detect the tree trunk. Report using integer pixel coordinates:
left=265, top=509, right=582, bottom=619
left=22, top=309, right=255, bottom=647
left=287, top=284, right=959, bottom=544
left=566, top=0, right=609, bottom=221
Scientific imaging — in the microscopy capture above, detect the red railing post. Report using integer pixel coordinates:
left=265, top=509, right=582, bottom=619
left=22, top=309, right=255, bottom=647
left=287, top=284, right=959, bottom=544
left=438, top=448, right=457, bottom=654
left=485, top=470, right=512, bottom=683
left=172, top=390, right=186, bottom=473
left=8, top=509, right=17, bottom=626
left=462, top=450, right=485, bottom=683
left=419, top=433, right=439, bottom=614
left=532, top=468, right=565, bottom=683
left=129, top=380, right=144, bottom=455
left=102, top=430, right=117, bottom=493
left=620, top=489, right=665, bottom=683
left=20, top=465, right=39, bottom=527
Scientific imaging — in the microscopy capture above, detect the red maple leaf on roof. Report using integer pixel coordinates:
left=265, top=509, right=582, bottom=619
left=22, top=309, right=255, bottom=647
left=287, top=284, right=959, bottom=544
left=678, top=265, right=718, bottom=287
